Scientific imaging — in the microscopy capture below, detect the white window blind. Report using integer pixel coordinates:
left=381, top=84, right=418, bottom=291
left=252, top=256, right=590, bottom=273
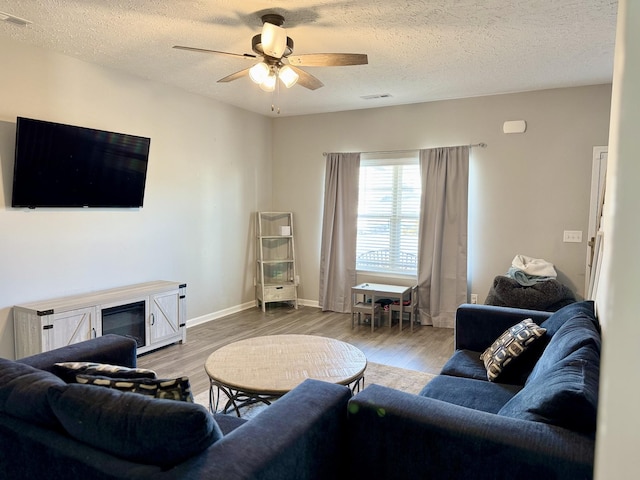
left=356, top=153, right=420, bottom=275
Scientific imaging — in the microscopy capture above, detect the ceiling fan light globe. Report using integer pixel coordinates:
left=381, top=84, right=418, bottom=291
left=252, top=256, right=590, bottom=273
left=249, top=62, right=270, bottom=84
left=279, top=65, right=299, bottom=88
left=262, top=22, right=287, bottom=58
left=260, top=72, right=277, bottom=92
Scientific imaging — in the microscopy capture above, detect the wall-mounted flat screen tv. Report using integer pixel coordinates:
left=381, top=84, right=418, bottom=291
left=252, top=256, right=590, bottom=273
left=11, top=117, right=151, bottom=208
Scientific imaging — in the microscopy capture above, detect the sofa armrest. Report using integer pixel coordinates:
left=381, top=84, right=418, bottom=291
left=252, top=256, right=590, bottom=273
left=18, top=334, right=138, bottom=372
left=347, top=385, right=594, bottom=480
left=161, top=379, right=352, bottom=480
left=455, top=304, right=553, bottom=351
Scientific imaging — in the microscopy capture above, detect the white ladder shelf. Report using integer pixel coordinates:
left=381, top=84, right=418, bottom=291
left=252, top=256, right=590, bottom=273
left=255, top=212, right=299, bottom=311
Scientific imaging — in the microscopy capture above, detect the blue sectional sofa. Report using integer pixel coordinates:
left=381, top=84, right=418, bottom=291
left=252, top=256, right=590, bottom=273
left=0, top=301, right=600, bottom=479
left=0, top=335, right=352, bottom=480
left=347, top=301, right=600, bottom=480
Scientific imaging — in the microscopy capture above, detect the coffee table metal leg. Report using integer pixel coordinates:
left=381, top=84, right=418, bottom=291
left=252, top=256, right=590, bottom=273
left=209, top=380, right=233, bottom=415
left=210, top=380, right=244, bottom=416
left=209, top=378, right=281, bottom=417
left=208, top=382, right=216, bottom=413
left=346, top=374, right=365, bottom=393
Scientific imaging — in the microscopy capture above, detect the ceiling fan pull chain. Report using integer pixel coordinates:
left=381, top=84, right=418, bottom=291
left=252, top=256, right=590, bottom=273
left=272, top=78, right=281, bottom=114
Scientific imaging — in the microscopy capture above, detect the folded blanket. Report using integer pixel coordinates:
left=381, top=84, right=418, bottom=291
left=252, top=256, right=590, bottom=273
left=511, top=254, right=557, bottom=277
left=485, top=275, right=576, bottom=312
left=507, top=267, right=556, bottom=286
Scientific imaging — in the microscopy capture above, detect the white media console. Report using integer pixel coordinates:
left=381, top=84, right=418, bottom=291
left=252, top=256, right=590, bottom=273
left=13, top=280, right=186, bottom=359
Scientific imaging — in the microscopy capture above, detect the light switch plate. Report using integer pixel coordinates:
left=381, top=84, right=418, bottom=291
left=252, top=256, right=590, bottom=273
left=563, top=230, right=583, bottom=243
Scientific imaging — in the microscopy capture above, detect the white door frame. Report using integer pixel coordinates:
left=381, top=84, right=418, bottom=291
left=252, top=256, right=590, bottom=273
left=585, top=146, right=608, bottom=298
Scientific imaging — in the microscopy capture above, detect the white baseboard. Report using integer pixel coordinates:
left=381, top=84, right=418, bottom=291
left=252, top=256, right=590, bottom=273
left=299, top=298, right=320, bottom=308
left=186, top=298, right=319, bottom=328
left=186, top=301, right=255, bottom=328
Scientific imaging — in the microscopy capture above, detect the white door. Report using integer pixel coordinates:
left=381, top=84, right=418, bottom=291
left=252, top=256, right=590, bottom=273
left=585, top=146, right=608, bottom=299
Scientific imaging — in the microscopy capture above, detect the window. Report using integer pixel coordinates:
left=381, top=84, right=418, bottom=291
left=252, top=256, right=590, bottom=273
left=356, top=153, right=420, bottom=275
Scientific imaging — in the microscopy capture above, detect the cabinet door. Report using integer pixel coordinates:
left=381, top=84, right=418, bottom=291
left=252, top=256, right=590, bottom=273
left=149, top=289, right=180, bottom=344
left=47, top=307, right=96, bottom=351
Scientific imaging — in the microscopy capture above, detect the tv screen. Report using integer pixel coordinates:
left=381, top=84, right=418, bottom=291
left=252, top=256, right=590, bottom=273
left=11, top=117, right=150, bottom=208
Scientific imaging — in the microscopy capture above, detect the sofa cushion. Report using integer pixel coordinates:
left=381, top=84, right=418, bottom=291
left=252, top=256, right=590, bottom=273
left=48, top=383, right=222, bottom=467
left=440, top=349, right=488, bottom=380
left=419, top=375, right=522, bottom=413
left=487, top=301, right=599, bottom=385
left=53, top=361, right=156, bottom=383
left=75, top=374, right=194, bottom=402
left=539, top=300, right=597, bottom=337
left=480, top=319, right=546, bottom=382
left=0, top=358, right=66, bottom=428
left=213, top=413, right=249, bottom=434
left=527, top=311, right=601, bottom=386
left=493, top=301, right=598, bottom=385
left=498, top=344, right=599, bottom=433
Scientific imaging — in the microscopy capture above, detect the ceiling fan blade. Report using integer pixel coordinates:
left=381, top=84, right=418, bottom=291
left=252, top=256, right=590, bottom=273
left=218, top=68, right=251, bottom=83
left=289, top=66, right=324, bottom=90
left=287, top=53, right=368, bottom=67
left=173, top=45, right=257, bottom=59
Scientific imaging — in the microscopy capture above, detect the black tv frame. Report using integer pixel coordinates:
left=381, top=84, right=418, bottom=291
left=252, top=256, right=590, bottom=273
left=11, top=117, right=151, bottom=209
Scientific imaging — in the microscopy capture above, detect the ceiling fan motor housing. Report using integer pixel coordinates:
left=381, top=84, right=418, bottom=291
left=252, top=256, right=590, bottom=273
left=260, top=14, right=285, bottom=27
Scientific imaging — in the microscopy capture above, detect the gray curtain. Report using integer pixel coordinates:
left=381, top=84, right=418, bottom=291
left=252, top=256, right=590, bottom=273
left=319, top=153, right=360, bottom=312
left=417, top=146, right=469, bottom=328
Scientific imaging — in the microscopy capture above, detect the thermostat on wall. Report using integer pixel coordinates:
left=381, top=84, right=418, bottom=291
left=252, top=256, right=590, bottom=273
left=503, top=120, right=527, bottom=134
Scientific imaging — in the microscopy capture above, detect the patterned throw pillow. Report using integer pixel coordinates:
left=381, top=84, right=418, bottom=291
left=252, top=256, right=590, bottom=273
left=53, top=362, right=156, bottom=383
left=480, top=319, right=546, bottom=382
left=75, top=374, right=194, bottom=402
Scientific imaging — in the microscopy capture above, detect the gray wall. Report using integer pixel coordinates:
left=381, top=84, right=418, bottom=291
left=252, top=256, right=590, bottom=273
left=0, top=37, right=272, bottom=359
left=272, top=85, right=612, bottom=306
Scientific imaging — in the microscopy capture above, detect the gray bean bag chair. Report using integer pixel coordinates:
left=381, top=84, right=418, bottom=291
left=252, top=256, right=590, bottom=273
left=485, top=275, right=576, bottom=311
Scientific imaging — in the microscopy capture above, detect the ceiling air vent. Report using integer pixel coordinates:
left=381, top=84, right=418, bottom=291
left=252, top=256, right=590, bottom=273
left=361, top=94, right=393, bottom=100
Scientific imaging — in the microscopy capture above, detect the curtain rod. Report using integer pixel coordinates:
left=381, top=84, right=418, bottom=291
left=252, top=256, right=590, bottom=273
left=322, top=143, right=486, bottom=156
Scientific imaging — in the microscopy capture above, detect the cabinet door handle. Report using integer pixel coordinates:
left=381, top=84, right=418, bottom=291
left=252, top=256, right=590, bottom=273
left=151, top=313, right=155, bottom=325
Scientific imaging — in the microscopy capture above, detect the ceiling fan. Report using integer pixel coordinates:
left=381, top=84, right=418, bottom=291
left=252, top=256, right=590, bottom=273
left=173, top=13, right=368, bottom=92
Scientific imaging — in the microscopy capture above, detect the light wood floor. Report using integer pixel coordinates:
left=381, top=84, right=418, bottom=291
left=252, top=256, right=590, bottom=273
left=137, top=303, right=454, bottom=394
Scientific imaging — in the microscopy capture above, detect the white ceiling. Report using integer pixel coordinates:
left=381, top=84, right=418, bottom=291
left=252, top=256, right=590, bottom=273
left=0, top=1, right=618, bottom=117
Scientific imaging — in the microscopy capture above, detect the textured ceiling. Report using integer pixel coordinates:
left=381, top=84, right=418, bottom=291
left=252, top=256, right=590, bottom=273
left=0, top=1, right=618, bottom=117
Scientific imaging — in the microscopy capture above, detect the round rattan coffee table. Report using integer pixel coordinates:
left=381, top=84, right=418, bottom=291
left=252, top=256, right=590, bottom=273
left=205, top=334, right=367, bottom=416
